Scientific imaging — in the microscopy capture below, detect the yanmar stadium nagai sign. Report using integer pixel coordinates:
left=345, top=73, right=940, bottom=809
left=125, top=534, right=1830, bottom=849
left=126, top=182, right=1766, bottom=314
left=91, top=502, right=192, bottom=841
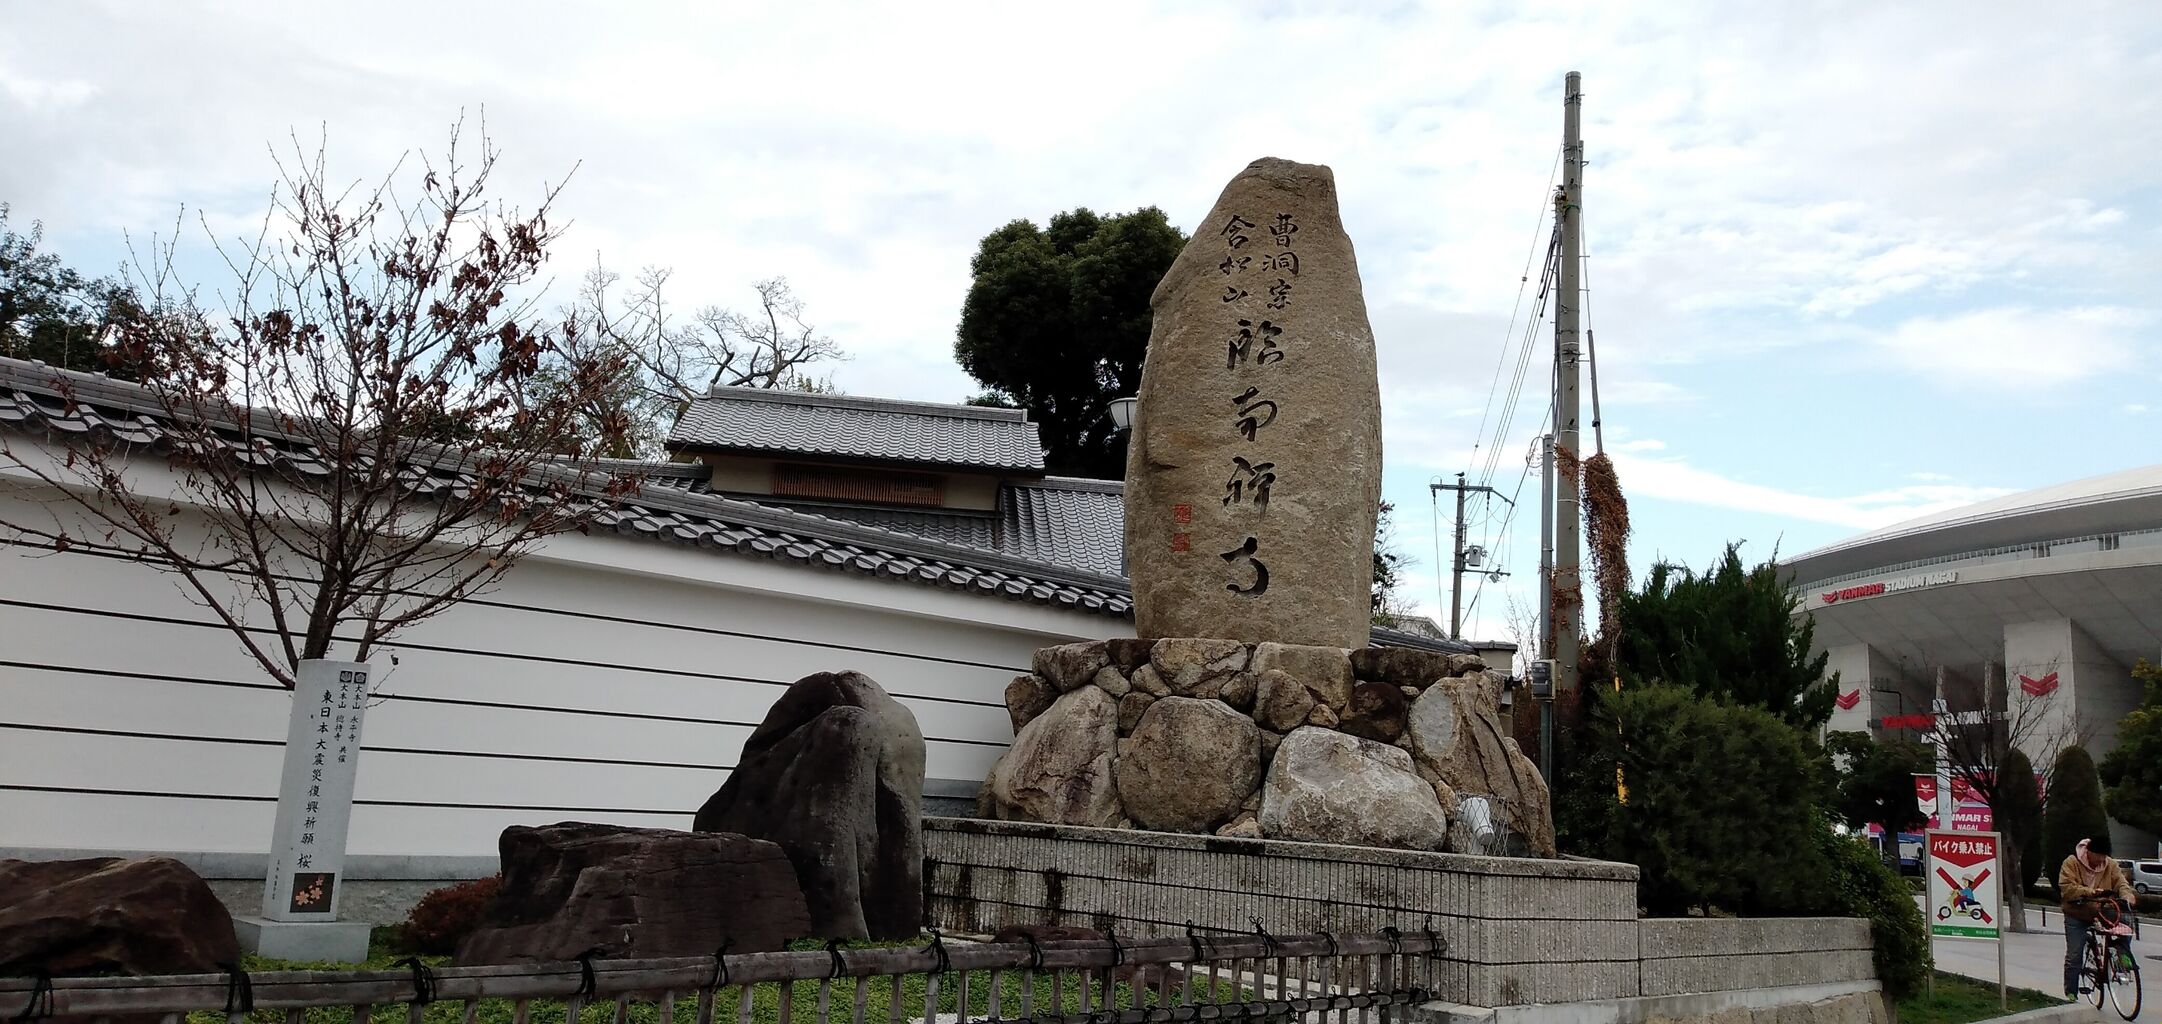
left=1821, top=569, right=1959, bottom=606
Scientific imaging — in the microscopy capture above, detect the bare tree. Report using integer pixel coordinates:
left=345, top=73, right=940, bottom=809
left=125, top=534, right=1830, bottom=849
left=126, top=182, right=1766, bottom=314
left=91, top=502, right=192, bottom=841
left=1923, top=662, right=2088, bottom=931
left=0, top=122, right=639, bottom=688
left=571, top=264, right=846, bottom=453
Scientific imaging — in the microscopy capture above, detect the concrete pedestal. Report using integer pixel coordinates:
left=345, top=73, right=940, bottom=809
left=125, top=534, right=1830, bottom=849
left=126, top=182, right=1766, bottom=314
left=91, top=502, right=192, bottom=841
left=233, top=915, right=371, bottom=963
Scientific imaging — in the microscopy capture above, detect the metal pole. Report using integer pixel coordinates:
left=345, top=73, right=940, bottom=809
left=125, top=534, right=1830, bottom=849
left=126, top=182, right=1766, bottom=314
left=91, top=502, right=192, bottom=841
left=1450, top=473, right=1468, bottom=639
left=1553, top=70, right=1585, bottom=703
left=1538, top=433, right=1555, bottom=776
left=1538, top=435, right=1554, bottom=658
left=1997, top=839, right=2008, bottom=1010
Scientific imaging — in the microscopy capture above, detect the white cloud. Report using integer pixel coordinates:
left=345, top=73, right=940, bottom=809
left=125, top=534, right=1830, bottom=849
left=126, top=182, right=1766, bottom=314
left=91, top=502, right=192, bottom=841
left=1610, top=449, right=2014, bottom=531
left=2126, top=404, right=2151, bottom=414
left=1866, top=306, right=2148, bottom=388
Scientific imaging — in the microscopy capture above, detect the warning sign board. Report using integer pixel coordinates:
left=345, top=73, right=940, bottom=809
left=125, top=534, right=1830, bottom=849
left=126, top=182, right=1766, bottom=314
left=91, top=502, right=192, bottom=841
left=1927, top=830, right=2001, bottom=940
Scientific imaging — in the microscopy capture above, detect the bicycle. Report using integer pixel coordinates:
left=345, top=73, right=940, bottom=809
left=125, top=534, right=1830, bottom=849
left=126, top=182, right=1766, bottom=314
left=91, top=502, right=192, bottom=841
left=2070, top=896, right=2142, bottom=1021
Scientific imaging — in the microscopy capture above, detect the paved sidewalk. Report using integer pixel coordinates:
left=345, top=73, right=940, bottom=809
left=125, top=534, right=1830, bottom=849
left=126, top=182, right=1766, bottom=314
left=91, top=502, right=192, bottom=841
left=1926, top=905, right=2155, bottom=1023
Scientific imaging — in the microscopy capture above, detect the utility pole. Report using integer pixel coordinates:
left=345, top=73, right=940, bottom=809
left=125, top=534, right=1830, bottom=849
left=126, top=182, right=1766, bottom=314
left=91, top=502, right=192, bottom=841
left=1552, top=70, right=1585, bottom=704
left=1431, top=473, right=1508, bottom=640
left=1537, top=433, right=1554, bottom=659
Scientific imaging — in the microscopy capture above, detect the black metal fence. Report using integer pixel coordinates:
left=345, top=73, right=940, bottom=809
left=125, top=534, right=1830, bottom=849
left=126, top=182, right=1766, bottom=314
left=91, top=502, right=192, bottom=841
left=1, top=927, right=1446, bottom=1024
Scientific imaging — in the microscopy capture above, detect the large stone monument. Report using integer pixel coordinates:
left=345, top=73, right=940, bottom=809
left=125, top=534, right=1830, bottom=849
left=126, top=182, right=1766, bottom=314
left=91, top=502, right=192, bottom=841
left=1124, top=157, right=1382, bottom=649
left=982, top=157, right=1556, bottom=857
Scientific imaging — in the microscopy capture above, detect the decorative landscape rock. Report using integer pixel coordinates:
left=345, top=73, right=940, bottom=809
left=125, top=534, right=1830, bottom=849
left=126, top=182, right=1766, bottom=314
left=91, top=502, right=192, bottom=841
left=1258, top=728, right=1447, bottom=850
left=457, top=824, right=809, bottom=964
left=982, top=686, right=1122, bottom=828
left=1124, top=158, right=1383, bottom=650
left=0, top=857, right=239, bottom=976
left=978, top=637, right=1554, bottom=857
left=1005, top=674, right=1055, bottom=733
left=1339, top=681, right=1408, bottom=743
left=693, top=671, right=925, bottom=939
left=1115, top=697, right=1261, bottom=833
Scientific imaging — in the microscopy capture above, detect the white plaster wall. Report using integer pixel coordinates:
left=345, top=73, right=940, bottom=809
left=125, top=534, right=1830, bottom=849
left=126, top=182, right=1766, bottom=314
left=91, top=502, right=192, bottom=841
left=0, top=459, right=1131, bottom=863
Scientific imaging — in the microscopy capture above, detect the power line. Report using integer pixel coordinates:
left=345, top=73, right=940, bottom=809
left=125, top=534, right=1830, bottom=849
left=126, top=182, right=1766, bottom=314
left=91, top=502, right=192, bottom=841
left=1463, top=145, right=1563, bottom=481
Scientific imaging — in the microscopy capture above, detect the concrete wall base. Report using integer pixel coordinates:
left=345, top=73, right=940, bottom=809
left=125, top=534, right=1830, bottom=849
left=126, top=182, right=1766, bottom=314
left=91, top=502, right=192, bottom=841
left=1414, top=981, right=1887, bottom=1024
left=234, top=916, right=372, bottom=964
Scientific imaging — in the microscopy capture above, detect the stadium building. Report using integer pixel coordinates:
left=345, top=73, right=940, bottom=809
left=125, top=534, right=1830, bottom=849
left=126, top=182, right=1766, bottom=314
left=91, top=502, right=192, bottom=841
left=1783, top=465, right=2162, bottom=857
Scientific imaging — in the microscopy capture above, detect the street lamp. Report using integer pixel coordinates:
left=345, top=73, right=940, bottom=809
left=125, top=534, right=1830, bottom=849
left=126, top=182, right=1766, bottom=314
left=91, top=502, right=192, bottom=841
left=1107, top=396, right=1138, bottom=432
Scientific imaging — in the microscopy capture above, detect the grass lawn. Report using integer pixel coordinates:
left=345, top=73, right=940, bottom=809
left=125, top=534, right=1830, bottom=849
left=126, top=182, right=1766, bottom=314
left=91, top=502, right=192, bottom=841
left=1892, top=970, right=2061, bottom=1024
left=187, top=932, right=1242, bottom=1024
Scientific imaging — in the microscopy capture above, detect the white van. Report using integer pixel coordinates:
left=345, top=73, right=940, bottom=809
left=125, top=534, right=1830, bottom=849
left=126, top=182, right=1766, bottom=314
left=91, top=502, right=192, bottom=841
left=2131, top=859, right=2162, bottom=895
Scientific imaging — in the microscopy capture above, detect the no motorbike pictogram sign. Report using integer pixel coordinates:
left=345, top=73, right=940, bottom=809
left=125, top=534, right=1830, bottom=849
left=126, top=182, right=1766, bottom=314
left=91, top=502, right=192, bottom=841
left=1927, top=830, right=2001, bottom=940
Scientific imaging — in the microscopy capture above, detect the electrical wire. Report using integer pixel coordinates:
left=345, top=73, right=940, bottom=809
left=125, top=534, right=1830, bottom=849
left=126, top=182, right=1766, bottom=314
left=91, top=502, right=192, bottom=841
left=1463, top=145, right=1562, bottom=481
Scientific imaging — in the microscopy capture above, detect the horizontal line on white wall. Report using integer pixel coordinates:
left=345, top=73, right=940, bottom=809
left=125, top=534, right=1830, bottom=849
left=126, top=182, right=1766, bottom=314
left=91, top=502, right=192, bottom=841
left=0, top=598, right=1014, bottom=711
left=0, top=783, right=695, bottom=818
left=0, top=721, right=736, bottom=771
left=1, top=661, right=1015, bottom=749
left=6, top=538, right=1038, bottom=673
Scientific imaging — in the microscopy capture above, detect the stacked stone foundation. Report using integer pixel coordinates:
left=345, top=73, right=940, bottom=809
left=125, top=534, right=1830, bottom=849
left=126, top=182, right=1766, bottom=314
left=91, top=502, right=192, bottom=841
left=983, top=638, right=1554, bottom=857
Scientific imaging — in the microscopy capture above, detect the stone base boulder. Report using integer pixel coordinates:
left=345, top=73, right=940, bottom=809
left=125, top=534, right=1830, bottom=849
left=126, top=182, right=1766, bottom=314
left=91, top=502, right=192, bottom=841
left=983, top=686, right=1121, bottom=827
left=0, top=857, right=239, bottom=976
left=694, top=671, right=926, bottom=940
left=1258, top=728, right=1447, bottom=849
left=457, top=824, right=809, bottom=964
left=982, top=637, right=1555, bottom=857
left=1115, top=697, right=1261, bottom=833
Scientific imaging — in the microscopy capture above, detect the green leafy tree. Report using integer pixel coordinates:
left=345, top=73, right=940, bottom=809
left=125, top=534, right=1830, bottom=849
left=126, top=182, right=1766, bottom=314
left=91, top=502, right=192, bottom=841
left=2042, top=745, right=2111, bottom=867
left=1576, top=683, right=1834, bottom=915
left=2099, top=658, right=2162, bottom=838
left=1826, top=731, right=1932, bottom=837
left=954, top=207, right=1186, bottom=478
left=1996, top=748, right=2044, bottom=889
left=1815, top=826, right=1931, bottom=1000
left=0, top=204, right=146, bottom=378
left=1611, top=543, right=1835, bottom=728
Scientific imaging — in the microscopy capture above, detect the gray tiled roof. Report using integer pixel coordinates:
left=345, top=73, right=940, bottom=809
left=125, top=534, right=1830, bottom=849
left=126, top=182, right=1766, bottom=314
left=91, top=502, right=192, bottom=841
left=668, top=388, right=1046, bottom=473
left=0, top=359, right=1129, bottom=617
left=1004, top=477, right=1125, bottom=576
left=0, top=358, right=1472, bottom=651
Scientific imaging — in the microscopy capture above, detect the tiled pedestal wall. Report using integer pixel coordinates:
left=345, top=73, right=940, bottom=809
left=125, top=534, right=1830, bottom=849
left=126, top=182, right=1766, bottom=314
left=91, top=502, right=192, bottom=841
left=924, top=817, right=1641, bottom=1006
left=925, top=818, right=1875, bottom=1009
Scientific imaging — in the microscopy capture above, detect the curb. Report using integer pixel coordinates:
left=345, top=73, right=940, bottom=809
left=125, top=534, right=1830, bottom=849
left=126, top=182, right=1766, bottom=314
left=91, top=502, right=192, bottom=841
left=1974, top=1003, right=2100, bottom=1024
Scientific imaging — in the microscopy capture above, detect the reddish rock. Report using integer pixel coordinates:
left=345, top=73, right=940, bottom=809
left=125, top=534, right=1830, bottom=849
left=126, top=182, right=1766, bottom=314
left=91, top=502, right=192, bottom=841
left=457, top=823, right=810, bottom=964
left=0, top=857, right=239, bottom=976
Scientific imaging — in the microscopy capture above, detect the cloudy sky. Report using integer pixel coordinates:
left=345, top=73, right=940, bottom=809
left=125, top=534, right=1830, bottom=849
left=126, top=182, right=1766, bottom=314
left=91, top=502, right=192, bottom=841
left=6, top=1, right=2157, bottom=641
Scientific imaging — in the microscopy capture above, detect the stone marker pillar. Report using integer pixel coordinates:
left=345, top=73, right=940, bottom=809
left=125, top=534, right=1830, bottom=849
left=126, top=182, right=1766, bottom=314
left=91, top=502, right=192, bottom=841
left=232, top=659, right=372, bottom=962
left=1124, top=158, right=1382, bottom=649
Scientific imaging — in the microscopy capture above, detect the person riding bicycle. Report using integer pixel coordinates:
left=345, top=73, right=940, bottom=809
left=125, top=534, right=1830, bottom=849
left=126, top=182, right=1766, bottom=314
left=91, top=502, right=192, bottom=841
left=2061, top=835, right=2137, bottom=998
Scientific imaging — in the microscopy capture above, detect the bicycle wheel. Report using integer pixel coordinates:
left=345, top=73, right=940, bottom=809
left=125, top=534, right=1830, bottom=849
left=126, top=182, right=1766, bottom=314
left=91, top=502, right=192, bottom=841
left=2087, top=942, right=2110, bottom=1009
left=2107, top=954, right=2140, bottom=1021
